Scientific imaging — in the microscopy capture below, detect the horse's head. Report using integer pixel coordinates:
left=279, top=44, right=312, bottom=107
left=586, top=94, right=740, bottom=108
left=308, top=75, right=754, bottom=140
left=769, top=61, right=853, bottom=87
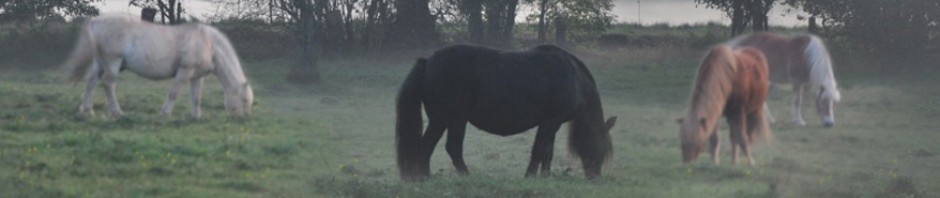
left=572, top=116, right=616, bottom=179
left=224, top=82, right=254, bottom=116
left=815, top=86, right=840, bottom=128
left=677, top=117, right=707, bottom=163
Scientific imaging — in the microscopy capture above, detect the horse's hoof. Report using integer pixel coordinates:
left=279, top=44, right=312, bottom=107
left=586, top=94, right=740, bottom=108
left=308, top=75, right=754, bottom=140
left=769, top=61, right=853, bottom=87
left=111, top=111, right=125, bottom=117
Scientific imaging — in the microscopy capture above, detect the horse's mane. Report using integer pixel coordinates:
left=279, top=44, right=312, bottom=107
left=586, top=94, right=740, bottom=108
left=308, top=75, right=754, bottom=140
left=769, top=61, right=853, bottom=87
left=688, top=45, right=737, bottom=118
left=203, top=25, right=248, bottom=88
left=802, top=34, right=841, bottom=102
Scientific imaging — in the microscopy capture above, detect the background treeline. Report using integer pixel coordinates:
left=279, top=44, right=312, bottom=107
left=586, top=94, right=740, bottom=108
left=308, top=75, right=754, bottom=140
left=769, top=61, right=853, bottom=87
left=1, top=0, right=937, bottom=73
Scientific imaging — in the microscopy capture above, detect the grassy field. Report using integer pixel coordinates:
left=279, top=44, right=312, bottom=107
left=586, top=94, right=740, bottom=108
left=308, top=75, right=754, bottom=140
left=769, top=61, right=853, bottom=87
left=1, top=43, right=938, bottom=197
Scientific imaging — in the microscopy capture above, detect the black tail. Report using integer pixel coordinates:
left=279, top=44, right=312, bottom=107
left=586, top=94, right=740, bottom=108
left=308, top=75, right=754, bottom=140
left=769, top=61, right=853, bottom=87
left=396, top=58, right=427, bottom=180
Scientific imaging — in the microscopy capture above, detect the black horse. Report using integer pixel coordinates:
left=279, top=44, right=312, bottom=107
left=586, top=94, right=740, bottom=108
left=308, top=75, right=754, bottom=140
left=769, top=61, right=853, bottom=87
left=396, top=44, right=617, bottom=181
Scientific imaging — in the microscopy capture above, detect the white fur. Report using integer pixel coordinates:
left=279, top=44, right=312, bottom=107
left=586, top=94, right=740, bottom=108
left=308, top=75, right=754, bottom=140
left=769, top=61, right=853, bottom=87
left=65, top=15, right=253, bottom=117
left=804, top=35, right=841, bottom=102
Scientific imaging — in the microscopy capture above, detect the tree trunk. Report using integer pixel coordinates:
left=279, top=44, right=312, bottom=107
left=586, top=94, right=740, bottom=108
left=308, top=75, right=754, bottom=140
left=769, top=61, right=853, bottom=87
left=808, top=16, right=817, bottom=34
left=392, top=0, right=437, bottom=48
left=483, top=0, right=517, bottom=48
left=484, top=0, right=502, bottom=46
left=537, top=0, right=548, bottom=44
left=501, top=0, right=518, bottom=47
left=555, top=15, right=567, bottom=49
left=287, top=0, right=322, bottom=84
left=462, top=0, right=484, bottom=45
left=731, top=0, right=744, bottom=36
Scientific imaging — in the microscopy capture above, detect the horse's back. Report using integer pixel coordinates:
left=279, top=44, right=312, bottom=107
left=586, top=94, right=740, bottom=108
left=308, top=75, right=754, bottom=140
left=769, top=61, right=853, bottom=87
left=732, top=47, right=770, bottom=112
left=83, top=15, right=220, bottom=79
left=729, top=32, right=809, bottom=84
left=421, top=45, right=583, bottom=135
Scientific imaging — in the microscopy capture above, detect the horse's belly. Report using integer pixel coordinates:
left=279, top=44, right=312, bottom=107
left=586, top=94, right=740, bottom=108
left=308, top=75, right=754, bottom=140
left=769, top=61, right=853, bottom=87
left=467, top=105, right=544, bottom=136
left=123, top=58, right=177, bottom=80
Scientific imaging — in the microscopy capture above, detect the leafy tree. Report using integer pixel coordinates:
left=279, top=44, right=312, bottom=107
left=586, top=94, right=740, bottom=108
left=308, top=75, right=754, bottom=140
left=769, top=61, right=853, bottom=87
left=391, top=0, right=438, bottom=48
left=784, top=0, right=939, bottom=53
left=0, top=0, right=101, bottom=22
left=523, top=0, right=615, bottom=44
left=693, top=0, right=773, bottom=36
left=130, top=0, right=186, bottom=24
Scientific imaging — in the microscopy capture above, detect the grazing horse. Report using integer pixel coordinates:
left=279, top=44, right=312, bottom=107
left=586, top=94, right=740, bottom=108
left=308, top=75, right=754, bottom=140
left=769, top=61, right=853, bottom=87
left=62, top=15, right=253, bottom=117
left=679, top=45, right=771, bottom=165
left=727, top=32, right=841, bottom=127
left=396, top=45, right=616, bottom=181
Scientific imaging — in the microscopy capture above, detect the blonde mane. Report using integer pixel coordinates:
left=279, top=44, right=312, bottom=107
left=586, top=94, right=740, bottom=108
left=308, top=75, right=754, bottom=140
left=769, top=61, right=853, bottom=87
left=686, top=46, right=737, bottom=128
left=804, top=35, right=841, bottom=102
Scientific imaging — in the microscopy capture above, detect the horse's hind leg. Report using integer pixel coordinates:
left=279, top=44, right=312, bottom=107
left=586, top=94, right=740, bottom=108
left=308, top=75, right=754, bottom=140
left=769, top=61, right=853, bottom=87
left=161, top=68, right=195, bottom=116
left=79, top=61, right=102, bottom=116
left=445, top=121, right=469, bottom=174
left=417, top=120, right=447, bottom=177
left=727, top=110, right=745, bottom=164
left=526, top=123, right=561, bottom=177
left=100, top=58, right=124, bottom=116
left=189, top=78, right=204, bottom=118
left=763, top=102, right=776, bottom=123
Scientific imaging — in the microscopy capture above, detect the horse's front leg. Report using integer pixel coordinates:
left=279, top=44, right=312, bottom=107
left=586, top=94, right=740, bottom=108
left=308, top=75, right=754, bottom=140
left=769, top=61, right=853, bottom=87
left=79, top=62, right=102, bottom=116
left=708, top=129, right=720, bottom=165
left=161, top=68, right=194, bottom=116
left=190, top=78, right=204, bottom=118
left=526, top=122, right=561, bottom=177
left=445, top=121, right=469, bottom=174
left=791, top=83, right=806, bottom=126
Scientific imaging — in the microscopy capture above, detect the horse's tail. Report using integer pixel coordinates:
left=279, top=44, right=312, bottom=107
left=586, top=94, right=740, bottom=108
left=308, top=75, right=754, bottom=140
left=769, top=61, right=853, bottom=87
left=64, top=24, right=97, bottom=82
left=804, top=35, right=841, bottom=102
left=396, top=58, right=427, bottom=180
left=750, top=106, right=774, bottom=144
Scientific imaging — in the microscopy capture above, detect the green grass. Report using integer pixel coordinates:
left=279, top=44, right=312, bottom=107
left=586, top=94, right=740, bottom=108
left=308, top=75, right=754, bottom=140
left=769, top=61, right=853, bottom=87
left=1, top=44, right=938, bottom=197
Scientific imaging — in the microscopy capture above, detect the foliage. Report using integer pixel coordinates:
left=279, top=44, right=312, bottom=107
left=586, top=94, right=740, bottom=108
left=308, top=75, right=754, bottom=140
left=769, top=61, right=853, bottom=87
left=0, top=0, right=100, bottom=22
left=784, top=0, right=940, bottom=53
left=523, top=0, right=615, bottom=43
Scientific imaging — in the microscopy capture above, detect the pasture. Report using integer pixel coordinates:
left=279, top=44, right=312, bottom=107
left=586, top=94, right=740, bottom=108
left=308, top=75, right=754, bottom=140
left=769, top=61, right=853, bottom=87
left=1, top=43, right=938, bottom=197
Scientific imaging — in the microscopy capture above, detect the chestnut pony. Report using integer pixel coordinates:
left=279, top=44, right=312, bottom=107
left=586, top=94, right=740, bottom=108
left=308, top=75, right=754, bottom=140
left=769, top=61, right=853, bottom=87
left=396, top=45, right=616, bottom=181
left=679, top=45, right=771, bottom=165
left=727, top=32, right=841, bottom=127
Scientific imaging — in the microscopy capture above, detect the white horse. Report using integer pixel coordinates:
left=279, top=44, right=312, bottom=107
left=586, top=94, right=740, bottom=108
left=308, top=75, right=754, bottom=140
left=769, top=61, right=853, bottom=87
left=62, top=15, right=253, bottom=117
left=727, top=32, right=841, bottom=127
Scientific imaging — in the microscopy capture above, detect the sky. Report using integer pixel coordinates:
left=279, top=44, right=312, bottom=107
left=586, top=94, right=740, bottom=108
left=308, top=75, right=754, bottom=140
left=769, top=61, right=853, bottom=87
left=94, top=0, right=807, bottom=27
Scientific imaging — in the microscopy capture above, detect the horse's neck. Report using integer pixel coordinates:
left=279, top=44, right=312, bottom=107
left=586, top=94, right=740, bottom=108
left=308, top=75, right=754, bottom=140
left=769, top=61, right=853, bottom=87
left=688, top=64, right=734, bottom=128
left=214, top=64, right=246, bottom=89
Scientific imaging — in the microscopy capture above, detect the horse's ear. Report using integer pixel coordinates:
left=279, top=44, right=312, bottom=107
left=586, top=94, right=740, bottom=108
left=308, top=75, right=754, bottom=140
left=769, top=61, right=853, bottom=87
left=605, top=116, right=617, bottom=131
left=675, top=118, right=684, bottom=124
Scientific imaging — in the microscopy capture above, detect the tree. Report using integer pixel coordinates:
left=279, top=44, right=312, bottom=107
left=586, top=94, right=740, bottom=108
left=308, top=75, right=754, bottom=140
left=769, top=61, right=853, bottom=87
left=0, top=0, right=101, bottom=22
left=523, top=0, right=614, bottom=44
left=483, top=0, right=518, bottom=48
left=391, top=0, right=437, bottom=48
left=458, top=0, right=484, bottom=44
left=279, top=0, right=324, bottom=84
left=694, top=0, right=773, bottom=36
left=130, top=0, right=186, bottom=24
left=784, top=0, right=940, bottom=53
